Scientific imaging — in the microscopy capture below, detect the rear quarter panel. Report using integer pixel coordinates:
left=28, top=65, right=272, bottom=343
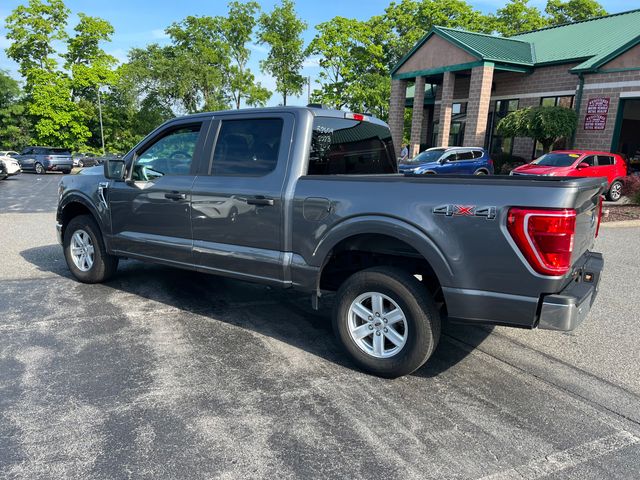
left=292, top=175, right=603, bottom=298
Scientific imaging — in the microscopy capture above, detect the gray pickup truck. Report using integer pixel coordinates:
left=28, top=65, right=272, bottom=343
left=56, top=106, right=605, bottom=377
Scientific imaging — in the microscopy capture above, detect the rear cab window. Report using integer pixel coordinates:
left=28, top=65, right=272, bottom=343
left=308, top=117, right=396, bottom=175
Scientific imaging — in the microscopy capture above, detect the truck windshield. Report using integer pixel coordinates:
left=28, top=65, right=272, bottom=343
left=531, top=153, right=580, bottom=167
left=308, top=117, right=396, bottom=175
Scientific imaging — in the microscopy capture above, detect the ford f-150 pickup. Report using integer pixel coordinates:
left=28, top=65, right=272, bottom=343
left=56, top=107, right=605, bottom=377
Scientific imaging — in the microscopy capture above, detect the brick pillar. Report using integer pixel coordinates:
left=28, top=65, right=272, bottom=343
left=389, top=79, right=408, bottom=158
left=409, top=76, right=426, bottom=158
left=437, top=72, right=455, bottom=147
left=463, top=64, right=494, bottom=147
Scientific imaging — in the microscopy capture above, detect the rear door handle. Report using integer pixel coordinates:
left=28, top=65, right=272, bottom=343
left=165, top=191, right=186, bottom=201
left=246, top=196, right=274, bottom=206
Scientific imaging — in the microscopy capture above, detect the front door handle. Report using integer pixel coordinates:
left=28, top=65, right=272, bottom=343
left=165, top=191, right=186, bottom=201
left=246, top=196, right=274, bottom=206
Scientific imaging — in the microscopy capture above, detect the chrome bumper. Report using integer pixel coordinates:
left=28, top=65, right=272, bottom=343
left=56, top=222, right=63, bottom=245
left=538, top=252, right=604, bottom=331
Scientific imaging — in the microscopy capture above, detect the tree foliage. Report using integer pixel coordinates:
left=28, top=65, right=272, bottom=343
left=545, top=0, right=607, bottom=24
left=497, top=106, right=578, bottom=153
left=258, top=0, right=307, bottom=106
left=0, top=71, right=32, bottom=149
left=493, top=0, right=548, bottom=36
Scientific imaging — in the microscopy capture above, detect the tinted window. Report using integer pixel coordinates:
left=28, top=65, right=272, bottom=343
left=308, top=117, right=396, bottom=175
left=407, top=149, right=444, bottom=164
left=472, top=150, right=484, bottom=159
left=212, top=118, right=282, bottom=176
left=132, top=124, right=201, bottom=181
left=597, top=155, right=614, bottom=166
left=455, top=151, right=474, bottom=161
left=47, top=148, right=71, bottom=155
left=532, top=153, right=581, bottom=167
left=582, top=155, right=596, bottom=167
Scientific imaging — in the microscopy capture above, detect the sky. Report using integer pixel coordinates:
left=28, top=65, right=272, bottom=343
left=0, top=0, right=634, bottom=107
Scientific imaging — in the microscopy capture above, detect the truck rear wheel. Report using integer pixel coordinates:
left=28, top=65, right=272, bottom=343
left=63, top=215, right=118, bottom=283
left=333, top=266, right=440, bottom=378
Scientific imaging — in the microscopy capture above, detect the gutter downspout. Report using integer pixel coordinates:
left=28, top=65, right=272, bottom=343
left=570, top=73, right=585, bottom=148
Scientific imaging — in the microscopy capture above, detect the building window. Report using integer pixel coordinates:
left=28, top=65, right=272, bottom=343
left=533, top=95, right=576, bottom=158
left=490, top=99, right=519, bottom=155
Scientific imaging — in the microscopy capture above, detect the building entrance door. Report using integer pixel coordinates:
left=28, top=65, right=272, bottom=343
left=613, top=98, right=640, bottom=173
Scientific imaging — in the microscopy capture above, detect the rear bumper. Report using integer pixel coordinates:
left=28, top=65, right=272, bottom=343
left=537, top=252, right=604, bottom=331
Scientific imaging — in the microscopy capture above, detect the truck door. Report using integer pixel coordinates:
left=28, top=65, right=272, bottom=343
left=108, top=118, right=211, bottom=265
left=190, top=113, right=294, bottom=284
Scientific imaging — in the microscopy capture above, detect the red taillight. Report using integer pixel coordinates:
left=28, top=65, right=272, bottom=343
left=595, top=195, right=604, bottom=238
left=345, top=112, right=367, bottom=121
left=488, top=158, right=494, bottom=166
left=507, top=208, right=577, bottom=276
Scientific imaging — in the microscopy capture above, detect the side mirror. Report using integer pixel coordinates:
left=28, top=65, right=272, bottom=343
left=104, top=157, right=126, bottom=180
left=576, top=162, right=590, bottom=170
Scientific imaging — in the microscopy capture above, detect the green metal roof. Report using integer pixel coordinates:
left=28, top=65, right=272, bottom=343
left=392, top=9, right=640, bottom=77
left=436, top=27, right=535, bottom=65
left=511, top=9, right=640, bottom=71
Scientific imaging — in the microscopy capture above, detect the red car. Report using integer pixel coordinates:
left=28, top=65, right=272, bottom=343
left=511, top=150, right=628, bottom=201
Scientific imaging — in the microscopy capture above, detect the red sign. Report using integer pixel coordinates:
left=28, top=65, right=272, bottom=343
left=584, top=114, right=607, bottom=130
left=586, top=97, right=610, bottom=114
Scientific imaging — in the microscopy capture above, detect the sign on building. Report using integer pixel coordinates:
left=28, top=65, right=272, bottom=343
left=584, top=114, right=607, bottom=130
left=584, top=97, right=610, bottom=130
left=586, top=97, right=610, bottom=115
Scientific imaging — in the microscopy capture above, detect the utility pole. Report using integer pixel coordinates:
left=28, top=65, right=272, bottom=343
left=97, top=87, right=106, bottom=156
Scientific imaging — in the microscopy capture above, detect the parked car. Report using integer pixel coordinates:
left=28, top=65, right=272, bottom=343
left=399, top=147, right=494, bottom=175
left=56, top=107, right=604, bottom=378
left=0, top=160, right=7, bottom=181
left=72, top=153, right=100, bottom=168
left=0, top=150, right=22, bottom=177
left=511, top=150, right=628, bottom=201
left=15, top=147, right=73, bottom=174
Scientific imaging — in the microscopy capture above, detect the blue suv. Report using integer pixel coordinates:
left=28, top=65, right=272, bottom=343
left=399, top=147, right=494, bottom=175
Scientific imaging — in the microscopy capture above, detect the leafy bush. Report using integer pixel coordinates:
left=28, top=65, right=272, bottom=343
left=622, top=175, right=640, bottom=204
left=491, top=153, right=527, bottom=175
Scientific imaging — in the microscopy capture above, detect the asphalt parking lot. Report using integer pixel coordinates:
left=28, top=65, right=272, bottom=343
left=1, top=173, right=640, bottom=479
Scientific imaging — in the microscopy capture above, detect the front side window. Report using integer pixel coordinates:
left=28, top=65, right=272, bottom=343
left=308, top=117, right=396, bottom=175
left=132, top=124, right=201, bottom=181
left=212, top=118, right=283, bottom=176
left=582, top=155, right=596, bottom=167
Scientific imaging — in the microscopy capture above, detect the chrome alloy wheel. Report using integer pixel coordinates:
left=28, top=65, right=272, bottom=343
left=70, top=229, right=95, bottom=272
left=347, top=292, right=408, bottom=358
left=610, top=181, right=622, bottom=201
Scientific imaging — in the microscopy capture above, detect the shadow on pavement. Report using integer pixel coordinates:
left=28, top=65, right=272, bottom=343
left=20, top=244, right=492, bottom=377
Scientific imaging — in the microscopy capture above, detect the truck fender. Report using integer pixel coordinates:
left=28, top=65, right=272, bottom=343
left=58, top=191, right=110, bottom=239
left=311, top=215, right=454, bottom=286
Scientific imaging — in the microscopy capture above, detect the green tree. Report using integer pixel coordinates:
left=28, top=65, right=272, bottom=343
left=493, top=0, right=548, bottom=36
left=307, top=15, right=391, bottom=118
left=258, top=0, right=307, bottom=106
left=497, top=105, right=578, bottom=153
left=222, top=1, right=271, bottom=108
left=545, top=0, right=607, bottom=25
left=0, top=71, right=32, bottom=149
left=4, top=0, right=69, bottom=78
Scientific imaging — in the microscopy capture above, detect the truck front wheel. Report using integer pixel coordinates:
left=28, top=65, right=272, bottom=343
left=63, top=215, right=118, bottom=283
left=333, top=266, right=440, bottom=378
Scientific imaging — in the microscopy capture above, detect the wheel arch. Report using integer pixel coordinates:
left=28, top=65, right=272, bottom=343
left=312, top=216, right=453, bottom=302
left=58, top=193, right=106, bottom=242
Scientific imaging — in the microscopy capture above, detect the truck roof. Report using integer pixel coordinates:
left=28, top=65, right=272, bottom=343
left=168, top=106, right=389, bottom=127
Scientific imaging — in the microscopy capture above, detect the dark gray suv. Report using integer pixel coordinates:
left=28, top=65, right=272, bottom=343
left=16, top=147, right=73, bottom=174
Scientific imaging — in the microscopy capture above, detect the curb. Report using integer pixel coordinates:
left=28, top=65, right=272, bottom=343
left=600, top=219, right=640, bottom=228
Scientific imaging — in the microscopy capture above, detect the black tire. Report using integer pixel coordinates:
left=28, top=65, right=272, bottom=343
left=35, top=162, right=45, bottom=174
left=474, top=169, right=488, bottom=175
left=607, top=180, right=623, bottom=202
left=63, top=214, right=118, bottom=283
left=62, top=169, right=72, bottom=174
left=333, top=266, right=441, bottom=378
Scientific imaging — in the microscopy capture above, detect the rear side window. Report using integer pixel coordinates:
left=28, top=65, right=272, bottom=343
left=455, top=151, right=474, bottom=161
left=472, top=150, right=484, bottom=159
left=597, top=155, right=614, bottom=166
left=308, top=117, right=396, bottom=175
left=212, top=118, right=283, bottom=176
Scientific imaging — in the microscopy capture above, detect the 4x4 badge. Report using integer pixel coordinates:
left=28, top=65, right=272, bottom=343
left=433, top=204, right=497, bottom=220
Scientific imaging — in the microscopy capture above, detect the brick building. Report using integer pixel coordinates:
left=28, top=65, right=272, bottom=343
left=388, top=9, right=640, bottom=164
